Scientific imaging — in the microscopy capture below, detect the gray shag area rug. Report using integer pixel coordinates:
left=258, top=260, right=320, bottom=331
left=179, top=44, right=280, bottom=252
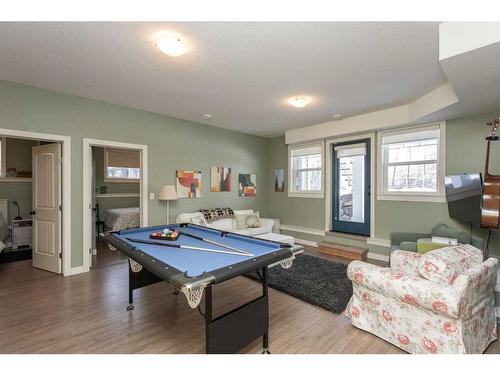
left=246, top=254, right=353, bottom=314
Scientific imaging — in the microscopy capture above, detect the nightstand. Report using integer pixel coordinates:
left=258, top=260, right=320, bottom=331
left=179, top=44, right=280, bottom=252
left=12, top=219, right=33, bottom=249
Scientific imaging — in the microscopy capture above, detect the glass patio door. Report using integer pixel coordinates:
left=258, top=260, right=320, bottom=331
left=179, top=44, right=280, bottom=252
left=332, top=139, right=371, bottom=236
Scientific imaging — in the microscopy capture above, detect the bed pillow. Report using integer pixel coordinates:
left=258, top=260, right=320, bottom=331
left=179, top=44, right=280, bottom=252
left=0, top=218, right=8, bottom=242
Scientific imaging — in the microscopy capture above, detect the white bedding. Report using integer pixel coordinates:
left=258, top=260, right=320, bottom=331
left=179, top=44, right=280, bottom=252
left=104, top=207, right=140, bottom=231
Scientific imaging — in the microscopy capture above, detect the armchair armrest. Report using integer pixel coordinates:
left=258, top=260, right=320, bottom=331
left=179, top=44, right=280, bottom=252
left=347, top=260, right=461, bottom=318
left=453, top=258, right=498, bottom=318
left=390, top=232, right=430, bottom=246
left=259, top=218, right=274, bottom=233
left=390, top=250, right=422, bottom=277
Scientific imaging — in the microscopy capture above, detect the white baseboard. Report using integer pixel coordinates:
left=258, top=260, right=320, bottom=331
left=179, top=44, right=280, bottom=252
left=280, top=224, right=325, bottom=237
left=367, top=252, right=390, bottom=263
left=366, top=237, right=391, bottom=248
left=294, top=238, right=318, bottom=247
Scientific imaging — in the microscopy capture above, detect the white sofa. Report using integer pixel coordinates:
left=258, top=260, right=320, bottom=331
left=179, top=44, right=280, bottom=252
left=176, top=209, right=274, bottom=236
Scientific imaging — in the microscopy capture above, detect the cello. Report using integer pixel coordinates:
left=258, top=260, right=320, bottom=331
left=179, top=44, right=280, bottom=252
left=481, top=117, right=500, bottom=230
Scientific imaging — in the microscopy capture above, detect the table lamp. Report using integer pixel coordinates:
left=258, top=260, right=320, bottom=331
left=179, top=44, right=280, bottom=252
left=159, top=185, right=178, bottom=224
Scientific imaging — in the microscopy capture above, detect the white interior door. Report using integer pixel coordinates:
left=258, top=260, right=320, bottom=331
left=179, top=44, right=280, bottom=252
left=32, top=143, right=62, bottom=274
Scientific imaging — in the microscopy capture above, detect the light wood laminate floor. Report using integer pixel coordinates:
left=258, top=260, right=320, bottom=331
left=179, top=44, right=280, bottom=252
left=0, top=247, right=498, bottom=354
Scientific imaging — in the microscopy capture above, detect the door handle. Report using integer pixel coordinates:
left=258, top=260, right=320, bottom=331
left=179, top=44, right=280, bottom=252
left=29, top=210, right=36, bottom=216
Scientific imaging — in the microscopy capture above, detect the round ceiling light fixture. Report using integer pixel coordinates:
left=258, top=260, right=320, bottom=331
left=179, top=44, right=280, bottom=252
left=156, top=34, right=187, bottom=57
left=201, top=114, right=214, bottom=120
left=331, top=114, right=343, bottom=120
left=288, top=96, right=312, bottom=108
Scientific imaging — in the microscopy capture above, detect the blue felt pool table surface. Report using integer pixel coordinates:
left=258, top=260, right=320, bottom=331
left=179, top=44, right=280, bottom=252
left=113, top=224, right=286, bottom=277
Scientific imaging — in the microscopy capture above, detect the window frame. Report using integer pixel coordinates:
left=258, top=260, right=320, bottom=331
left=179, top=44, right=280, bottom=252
left=377, top=122, right=446, bottom=202
left=0, top=137, right=6, bottom=178
left=103, top=147, right=141, bottom=183
left=288, top=141, right=325, bottom=198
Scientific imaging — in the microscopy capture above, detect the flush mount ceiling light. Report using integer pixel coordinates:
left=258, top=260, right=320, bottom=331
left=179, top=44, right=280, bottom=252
left=201, top=114, right=214, bottom=120
left=332, top=114, right=343, bottom=120
left=156, top=34, right=187, bottom=57
left=288, top=96, right=312, bottom=108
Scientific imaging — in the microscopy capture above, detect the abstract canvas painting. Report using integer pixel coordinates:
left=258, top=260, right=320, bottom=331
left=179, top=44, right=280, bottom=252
left=274, top=169, right=285, bottom=192
left=210, top=166, right=232, bottom=192
left=238, top=173, right=256, bottom=197
left=176, top=170, right=202, bottom=198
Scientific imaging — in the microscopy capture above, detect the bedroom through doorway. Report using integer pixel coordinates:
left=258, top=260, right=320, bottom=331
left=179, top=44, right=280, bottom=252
left=89, top=145, right=143, bottom=270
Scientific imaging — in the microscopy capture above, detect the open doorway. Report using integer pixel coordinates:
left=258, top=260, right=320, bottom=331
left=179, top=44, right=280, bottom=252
left=82, top=138, right=148, bottom=273
left=0, top=131, right=71, bottom=276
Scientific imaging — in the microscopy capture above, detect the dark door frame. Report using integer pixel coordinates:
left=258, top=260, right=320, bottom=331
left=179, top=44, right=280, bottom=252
left=331, top=138, right=371, bottom=236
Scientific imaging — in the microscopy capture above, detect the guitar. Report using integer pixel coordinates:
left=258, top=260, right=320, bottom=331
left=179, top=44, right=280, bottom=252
left=481, top=117, right=500, bottom=230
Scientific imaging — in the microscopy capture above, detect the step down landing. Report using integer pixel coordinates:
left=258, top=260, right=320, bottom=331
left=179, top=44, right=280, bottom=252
left=318, top=241, right=368, bottom=261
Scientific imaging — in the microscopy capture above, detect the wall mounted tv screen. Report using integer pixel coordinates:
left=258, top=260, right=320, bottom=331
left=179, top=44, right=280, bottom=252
left=444, top=173, right=483, bottom=226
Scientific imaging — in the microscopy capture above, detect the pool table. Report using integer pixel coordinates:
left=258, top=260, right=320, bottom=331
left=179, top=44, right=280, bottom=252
left=104, top=223, right=303, bottom=354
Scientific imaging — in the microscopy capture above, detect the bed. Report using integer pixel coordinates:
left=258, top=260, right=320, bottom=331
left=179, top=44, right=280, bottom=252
left=104, top=207, right=140, bottom=231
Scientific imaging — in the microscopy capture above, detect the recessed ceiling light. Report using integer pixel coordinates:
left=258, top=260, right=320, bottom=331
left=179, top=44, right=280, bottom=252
left=332, top=114, right=343, bottom=120
left=201, top=114, right=213, bottom=120
left=156, top=34, right=187, bottom=57
left=288, top=96, right=312, bottom=108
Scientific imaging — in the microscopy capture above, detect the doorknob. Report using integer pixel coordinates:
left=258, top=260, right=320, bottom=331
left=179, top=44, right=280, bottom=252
left=29, top=210, right=36, bottom=216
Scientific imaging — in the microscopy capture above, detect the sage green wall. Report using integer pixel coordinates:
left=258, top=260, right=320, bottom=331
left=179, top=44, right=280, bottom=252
left=0, top=80, right=270, bottom=268
left=0, top=138, right=37, bottom=221
left=267, top=136, right=325, bottom=229
left=267, top=111, right=500, bottom=257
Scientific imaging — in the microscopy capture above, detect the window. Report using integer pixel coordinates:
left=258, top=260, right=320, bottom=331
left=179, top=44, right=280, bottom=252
left=104, top=148, right=140, bottom=182
left=378, top=123, right=446, bottom=202
left=0, top=137, right=5, bottom=177
left=288, top=142, right=324, bottom=197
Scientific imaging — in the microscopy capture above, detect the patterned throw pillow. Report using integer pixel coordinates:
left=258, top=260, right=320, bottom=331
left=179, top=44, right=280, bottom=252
left=246, top=211, right=260, bottom=228
left=234, top=214, right=248, bottom=229
left=417, top=243, right=483, bottom=285
left=199, top=208, right=235, bottom=223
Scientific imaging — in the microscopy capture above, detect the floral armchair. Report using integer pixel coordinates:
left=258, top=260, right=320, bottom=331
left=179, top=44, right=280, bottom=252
left=345, top=244, right=497, bottom=354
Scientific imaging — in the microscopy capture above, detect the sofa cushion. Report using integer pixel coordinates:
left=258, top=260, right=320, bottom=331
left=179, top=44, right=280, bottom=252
left=190, top=215, right=208, bottom=226
left=232, top=227, right=268, bottom=236
left=177, top=212, right=204, bottom=224
left=431, top=223, right=471, bottom=245
left=206, top=218, right=234, bottom=231
left=233, top=209, right=254, bottom=216
left=417, top=244, right=483, bottom=285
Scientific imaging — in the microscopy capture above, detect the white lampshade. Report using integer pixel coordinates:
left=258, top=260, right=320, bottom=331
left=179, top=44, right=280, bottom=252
left=159, top=185, right=178, bottom=201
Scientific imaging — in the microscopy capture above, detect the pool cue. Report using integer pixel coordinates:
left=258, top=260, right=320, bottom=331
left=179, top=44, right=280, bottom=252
left=177, top=231, right=252, bottom=256
left=125, top=237, right=254, bottom=257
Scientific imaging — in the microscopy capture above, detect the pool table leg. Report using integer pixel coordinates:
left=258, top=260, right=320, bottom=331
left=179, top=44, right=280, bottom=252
left=205, top=285, right=213, bottom=354
left=127, top=268, right=134, bottom=311
left=262, top=266, right=271, bottom=354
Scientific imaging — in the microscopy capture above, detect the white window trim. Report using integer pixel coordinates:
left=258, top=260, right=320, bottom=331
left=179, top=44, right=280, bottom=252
left=324, top=133, right=376, bottom=237
left=0, top=137, right=6, bottom=177
left=103, top=147, right=140, bottom=183
left=377, top=122, right=446, bottom=202
left=288, top=141, right=325, bottom=198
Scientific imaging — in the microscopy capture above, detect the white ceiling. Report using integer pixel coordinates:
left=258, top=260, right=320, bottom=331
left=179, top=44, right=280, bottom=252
left=0, top=22, right=449, bottom=137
